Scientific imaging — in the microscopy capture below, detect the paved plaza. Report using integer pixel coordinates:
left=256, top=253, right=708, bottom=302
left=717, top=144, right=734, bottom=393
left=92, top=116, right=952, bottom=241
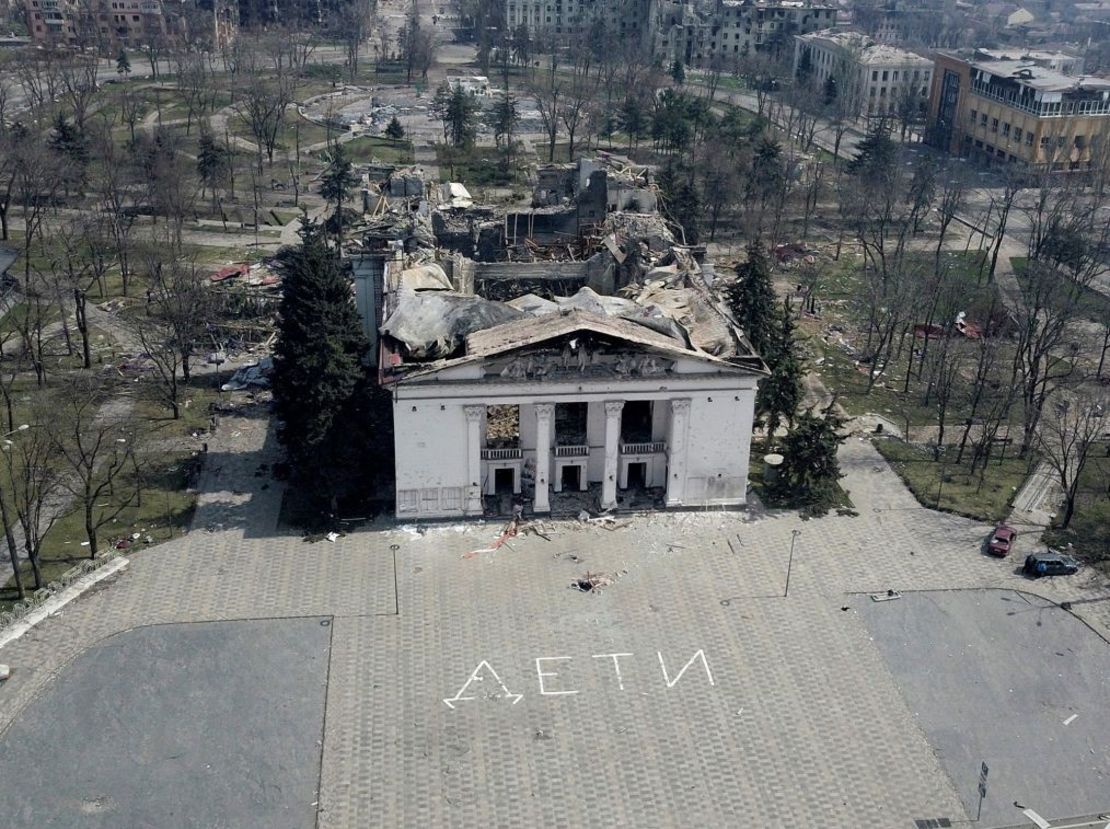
left=1, top=417, right=1108, bottom=828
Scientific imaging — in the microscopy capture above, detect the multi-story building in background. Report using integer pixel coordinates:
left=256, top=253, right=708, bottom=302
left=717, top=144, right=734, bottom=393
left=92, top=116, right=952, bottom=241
left=504, top=0, right=656, bottom=47
left=927, top=47, right=1110, bottom=172
left=655, top=0, right=837, bottom=68
left=24, top=0, right=187, bottom=49
left=793, top=29, right=933, bottom=119
left=504, top=0, right=836, bottom=67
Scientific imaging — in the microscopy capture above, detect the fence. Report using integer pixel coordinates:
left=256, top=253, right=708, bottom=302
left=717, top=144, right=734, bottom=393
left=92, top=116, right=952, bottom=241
left=0, top=549, right=122, bottom=634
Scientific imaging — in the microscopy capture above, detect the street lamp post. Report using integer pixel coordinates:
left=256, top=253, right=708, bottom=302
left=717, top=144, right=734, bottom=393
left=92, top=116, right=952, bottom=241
left=784, top=529, right=801, bottom=598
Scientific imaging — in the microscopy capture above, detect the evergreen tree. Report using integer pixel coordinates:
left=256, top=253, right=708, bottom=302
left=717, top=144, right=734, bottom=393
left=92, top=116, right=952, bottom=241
left=823, top=75, right=837, bottom=106
left=756, top=299, right=804, bottom=438
left=196, top=131, right=231, bottom=212
left=384, top=116, right=406, bottom=140
left=446, top=85, right=480, bottom=146
left=49, top=114, right=89, bottom=195
left=670, top=59, right=685, bottom=86
left=846, top=125, right=898, bottom=181
left=618, top=96, right=646, bottom=150
left=50, top=114, right=88, bottom=166
left=746, top=136, right=786, bottom=214
left=658, top=163, right=701, bottom=244
left=430, top=81, right=452, bottom=142
left=319, top=145, right=360, bottom=247
left=725, top=242, right=777, bottom=355
left=271, top=220, right=370, bottom=503
left=487, top=93, right=520, bottom=173
left=779, top=404, right=847, bottom=508
left=116, top=49, right=131, bottom=76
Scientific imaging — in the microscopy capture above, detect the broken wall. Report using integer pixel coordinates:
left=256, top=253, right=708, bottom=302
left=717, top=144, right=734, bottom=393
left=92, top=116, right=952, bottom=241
left=474, top=261, right=591, bottom=302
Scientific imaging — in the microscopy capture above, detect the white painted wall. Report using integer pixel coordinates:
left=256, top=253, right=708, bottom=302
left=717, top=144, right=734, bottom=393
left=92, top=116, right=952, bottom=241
left=393, top=402, right=470, bottom=518
left=392, top=364, right=759, bottom=518
left=682, top=393, right=756, bottom=506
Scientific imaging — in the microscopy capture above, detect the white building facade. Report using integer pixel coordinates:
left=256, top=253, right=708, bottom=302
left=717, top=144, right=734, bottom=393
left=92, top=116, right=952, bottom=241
left=793, top=30, right=933, bottom=119
left=388, top=313, right=762, bottom=519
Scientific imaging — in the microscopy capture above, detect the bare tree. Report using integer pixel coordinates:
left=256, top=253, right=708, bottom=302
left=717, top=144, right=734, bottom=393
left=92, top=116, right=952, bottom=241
left=335, top=0, right=373, bottom=82
left=13, top=140, right=66, bottom=284
left=175, top=50, right=214, bottom=136
left=1037, top=389, right=1108, bottom=529
left=50, top=378, right=139, bottom=559
left=530, top=55, right=562, bottom=162
left=55, top=216, right=117, bottom=369
left=0, top=126, right=19, bottom=241
left=91, top=128, right=137, bottom=296
left=1, top=479, right=23, bottom=599
left=117, top=85, right=147, bottom=146
left=2, top=415, right=65, bottom=590
left=559, top=48, right=597, bottom=161
left=235, top=42, right=296, bottom=171
left=136, top=249, right=212, bottom=419
left=16, top=51, right=63, bottom=125
left=58, top=57, right=100, bottom=131
left=1010, top=259, right=1085, bottom=457
left=135, top=127, right=198, bottom=246
left=12, top=269, right=58, bottom=387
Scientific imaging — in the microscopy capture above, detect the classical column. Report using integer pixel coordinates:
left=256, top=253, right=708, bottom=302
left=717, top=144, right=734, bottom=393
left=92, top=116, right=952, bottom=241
left=464, top=405, right=484, bottom=514
left=666, top=398, right=691, bottom=507
left=601, top=400, right=624, bottom=510
left=533, top=402, right=554, bottom=513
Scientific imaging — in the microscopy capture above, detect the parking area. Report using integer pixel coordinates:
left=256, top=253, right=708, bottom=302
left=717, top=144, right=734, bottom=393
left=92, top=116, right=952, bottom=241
left=857, top=589, right=1110, bottom=827
left=0, top=618, right=331, bottom=829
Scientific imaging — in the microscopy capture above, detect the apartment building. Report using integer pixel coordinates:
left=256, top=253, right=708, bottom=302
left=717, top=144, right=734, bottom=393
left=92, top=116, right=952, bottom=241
left=504, top=0, right=656, bottom=46
left=504, top=0, right=835, bottom=67
left=24, top=0, right=184, bottom=49
left=793, top=30, right=932, bottom=119
left=927, top=48, right=1110, bottom=171
left=658, top=0, right=837, bottom=68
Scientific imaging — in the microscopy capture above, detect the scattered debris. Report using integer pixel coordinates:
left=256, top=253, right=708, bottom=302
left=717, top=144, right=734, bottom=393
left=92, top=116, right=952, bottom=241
left=1063, top=713, right=1078, bottom=726
left=463, top=516, right=520, bottom=558
left=221, top=356, right=273, bottom=392
left=870, top=590, right=902, bottom=602
left=326, top=532, right=340, bottom=543
left=0, top=664, right=10, bottom=682
left=572, top=571, right=613, bottom=592
left=554, top=552, right=584, bottom=563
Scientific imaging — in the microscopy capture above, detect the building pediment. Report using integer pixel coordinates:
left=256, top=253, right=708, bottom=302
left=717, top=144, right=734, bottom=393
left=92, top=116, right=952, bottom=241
left=393, top=313, right=766, bottom=385
left=487, top=339, right=675, bottom=382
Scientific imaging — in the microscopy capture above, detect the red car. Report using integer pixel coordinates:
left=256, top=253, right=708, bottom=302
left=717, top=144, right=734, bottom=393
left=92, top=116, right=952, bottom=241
left=988, top=525, right=1017, bottom=557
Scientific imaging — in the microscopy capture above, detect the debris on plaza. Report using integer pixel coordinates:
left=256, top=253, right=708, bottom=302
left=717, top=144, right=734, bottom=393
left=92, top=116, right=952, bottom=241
left=571, top=571, right=613, bottom=592
left=463, top=515, right=553, bottom=558
left=571, top=570, right=626, bottom=593
left=0, top=664, right=10, bottom=682
left=870, top=590, right=903, bottom=602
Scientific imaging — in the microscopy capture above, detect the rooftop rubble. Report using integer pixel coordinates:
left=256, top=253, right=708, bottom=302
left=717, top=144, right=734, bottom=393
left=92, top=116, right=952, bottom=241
left=341, top=160, right=766, bottom=380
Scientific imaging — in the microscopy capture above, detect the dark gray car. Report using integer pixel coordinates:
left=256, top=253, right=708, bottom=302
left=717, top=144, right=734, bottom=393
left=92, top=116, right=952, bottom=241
left=1023, top=552, right=1081, bottom=577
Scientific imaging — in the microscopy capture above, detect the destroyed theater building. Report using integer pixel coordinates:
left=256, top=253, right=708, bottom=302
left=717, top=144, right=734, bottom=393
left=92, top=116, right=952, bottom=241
left=351, top=159, right=767, bottom=520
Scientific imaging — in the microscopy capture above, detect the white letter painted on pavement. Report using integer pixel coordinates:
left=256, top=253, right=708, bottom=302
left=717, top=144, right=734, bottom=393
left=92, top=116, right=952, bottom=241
left=443, top=660, right=523, bottom=709
left=657, top=649, right=714, bottom=688
left=592, top=652, right=634, bottom=690
left=535, top=656, right=579, bottom=696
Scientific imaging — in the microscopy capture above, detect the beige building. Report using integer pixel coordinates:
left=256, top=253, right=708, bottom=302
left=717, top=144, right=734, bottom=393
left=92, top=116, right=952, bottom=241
left=793, top=30, right=933, bottom=119
left=927, top=49, right=1110, bottom=172
left=24, top=0, right=184, bottom=50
